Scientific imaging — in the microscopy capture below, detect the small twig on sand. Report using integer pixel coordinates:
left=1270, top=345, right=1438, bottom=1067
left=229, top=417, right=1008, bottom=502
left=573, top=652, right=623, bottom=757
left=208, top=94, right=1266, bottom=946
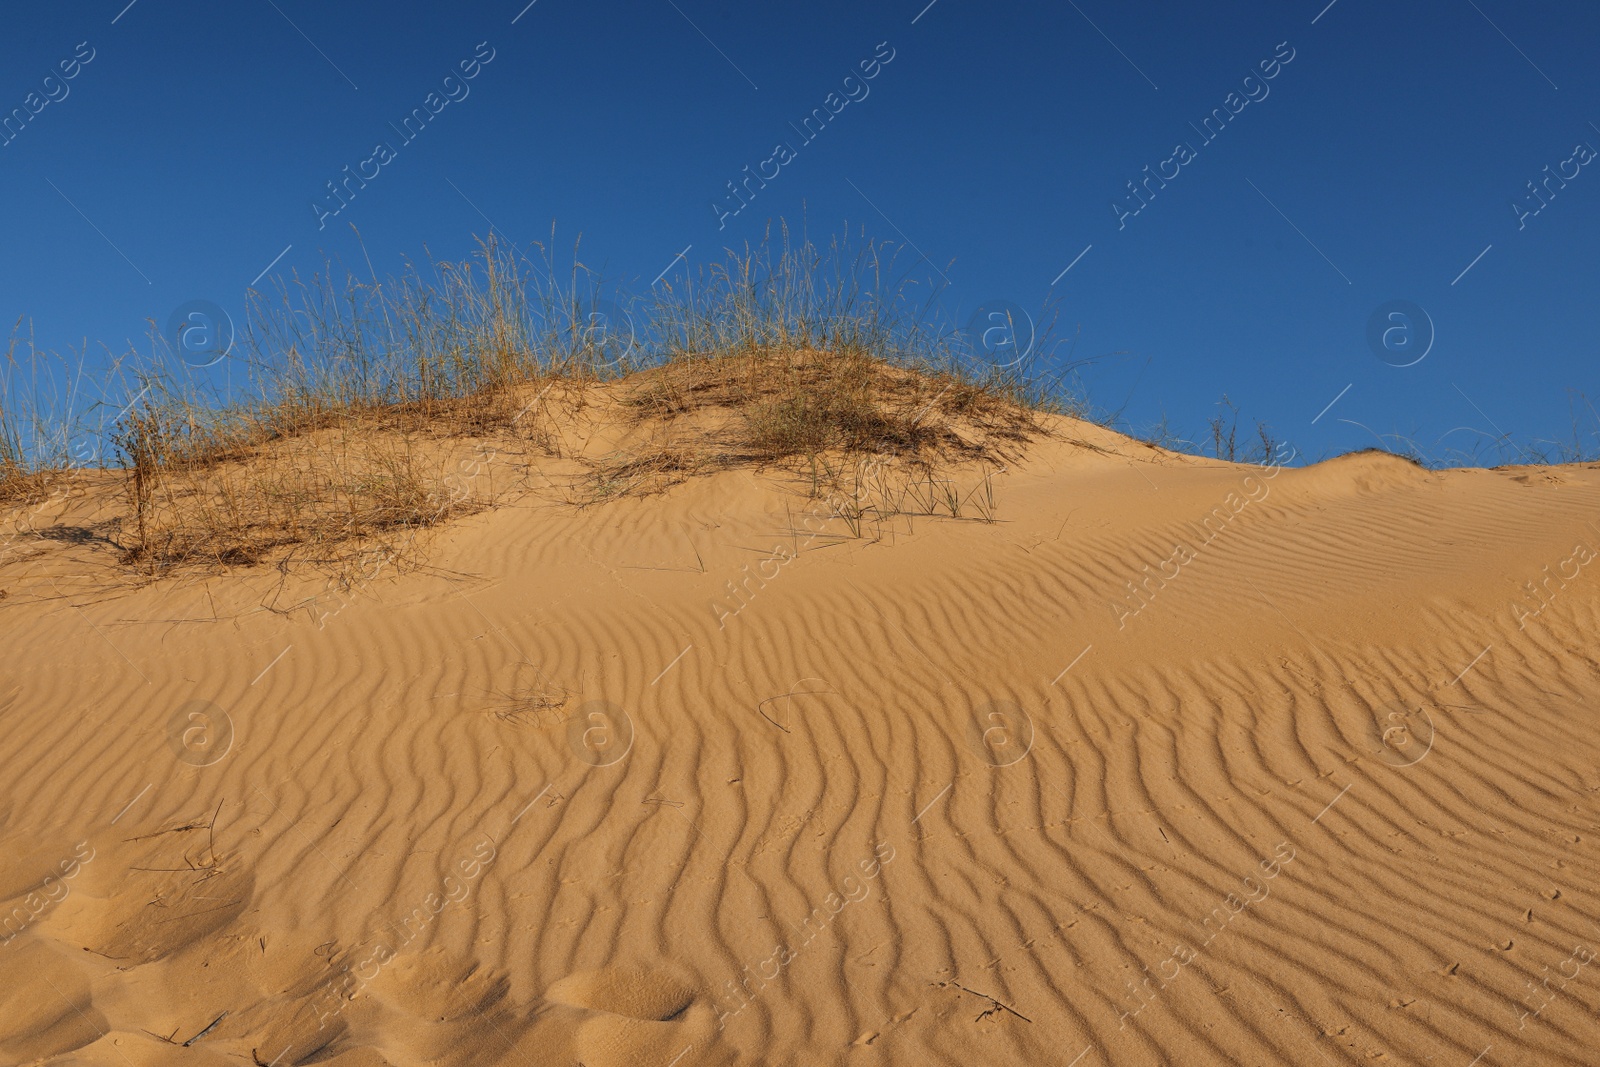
left=183, top=1010, right=228, bottom=1047
left=937, top=980, right=1033, bottom=1023
left=204, top=798, right=223, bottom=866
left=755, top=695, right=793, bottom=733
left=755, top=679, right=833, bottom=735
left=126, top=821, right=206, bottom=842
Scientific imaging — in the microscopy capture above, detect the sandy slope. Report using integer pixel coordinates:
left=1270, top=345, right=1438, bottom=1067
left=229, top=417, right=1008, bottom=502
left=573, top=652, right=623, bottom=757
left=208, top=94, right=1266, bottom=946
left=3, top=418, right=1600, bottom=1066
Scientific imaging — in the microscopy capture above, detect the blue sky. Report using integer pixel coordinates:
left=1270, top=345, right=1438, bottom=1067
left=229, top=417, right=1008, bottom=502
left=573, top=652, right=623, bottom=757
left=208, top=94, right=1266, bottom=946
left=3, top=0, right=1597, bottom=464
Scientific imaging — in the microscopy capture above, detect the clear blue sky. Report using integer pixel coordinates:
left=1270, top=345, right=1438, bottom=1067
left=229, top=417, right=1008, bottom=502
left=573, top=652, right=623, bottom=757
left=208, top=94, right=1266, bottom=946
left=3, top=0, right=1597, bottom=464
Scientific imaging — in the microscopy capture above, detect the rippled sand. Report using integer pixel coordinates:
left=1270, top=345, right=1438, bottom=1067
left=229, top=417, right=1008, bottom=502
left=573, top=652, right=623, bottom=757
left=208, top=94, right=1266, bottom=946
left=3, top=421, right=1599, bottom=1065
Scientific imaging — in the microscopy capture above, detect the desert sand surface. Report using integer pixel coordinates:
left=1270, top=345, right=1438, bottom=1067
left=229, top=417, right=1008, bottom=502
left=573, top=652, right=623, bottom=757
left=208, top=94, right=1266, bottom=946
left=3, top=414, right=1600, bottom=1067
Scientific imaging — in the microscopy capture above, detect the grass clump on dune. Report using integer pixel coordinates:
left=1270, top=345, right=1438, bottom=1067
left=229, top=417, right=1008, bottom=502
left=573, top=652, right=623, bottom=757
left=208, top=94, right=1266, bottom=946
left=2, top=225, right=1063, bottom=576
left=596, top=228, right=1055, bottom=498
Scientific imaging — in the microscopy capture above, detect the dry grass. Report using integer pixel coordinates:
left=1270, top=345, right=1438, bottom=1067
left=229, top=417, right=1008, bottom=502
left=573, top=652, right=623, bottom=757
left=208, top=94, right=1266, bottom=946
left=628, top=347, right=1034, bottom=457
left=584, top=347, right=1044, bottom=507
left=4, top=225, right=1060, bottom=577
left=112, top=414, right=507, bottom=569
left=1, top=324, right=90, bottom=506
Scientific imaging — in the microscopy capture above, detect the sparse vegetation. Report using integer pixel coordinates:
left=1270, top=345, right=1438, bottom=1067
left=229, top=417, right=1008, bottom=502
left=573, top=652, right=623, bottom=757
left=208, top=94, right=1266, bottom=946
left=9, top=225, right=1596, bottom=580
left=1525, top=390, right=1600, bottom=465
left=1207, top=393, right=1277, bottom=465
left=1, top=225, right=1066, bottom=577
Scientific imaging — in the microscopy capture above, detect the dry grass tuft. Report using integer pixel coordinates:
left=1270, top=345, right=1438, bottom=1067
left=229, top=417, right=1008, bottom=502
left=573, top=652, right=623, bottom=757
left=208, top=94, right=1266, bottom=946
left=112, top=413, right=503, bottom=569
left=621, top=347, right=1040, bottom=467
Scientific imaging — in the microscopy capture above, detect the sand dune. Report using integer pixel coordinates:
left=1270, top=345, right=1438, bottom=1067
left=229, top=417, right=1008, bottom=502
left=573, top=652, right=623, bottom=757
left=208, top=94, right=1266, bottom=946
left=3, top=416, right=1599, bottom=1066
